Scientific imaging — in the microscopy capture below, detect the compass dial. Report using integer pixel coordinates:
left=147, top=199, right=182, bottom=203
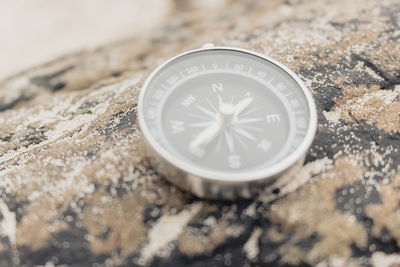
left=139, top=47, right=316, bottom=181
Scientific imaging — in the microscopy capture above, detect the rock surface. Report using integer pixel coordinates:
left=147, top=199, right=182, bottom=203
left=1, top=0, right=400, bottom=266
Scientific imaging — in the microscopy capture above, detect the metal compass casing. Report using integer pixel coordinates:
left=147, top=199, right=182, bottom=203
left=138, top=44, right=317, bottom=200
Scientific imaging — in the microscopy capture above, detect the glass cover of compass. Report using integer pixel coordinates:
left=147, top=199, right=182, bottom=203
left=138, top=46, right=317, bottom=182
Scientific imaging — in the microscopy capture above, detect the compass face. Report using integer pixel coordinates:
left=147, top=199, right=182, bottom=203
left=138, top=47, right=316, bottom=181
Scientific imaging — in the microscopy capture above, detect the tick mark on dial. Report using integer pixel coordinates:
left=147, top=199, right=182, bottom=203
left=215, top=134, right=223, bottom=152
left=240, top=124, right=264, bottom=132
left=188, top=113, right=211, bottom=121
left=234, top=133, right=248, bottom=150
left=241, top=107, right=257, bottom=117
left=236, top=117, right=264, bottom=124
left=233, top=127, right=257, bottom=141
left=205, top=97, right=218, bottom=113
left=224, top=129, right=235, bottom=153
left=196, top=104, right=216, bottom=118
left=188, top=121, right=213, bottom=128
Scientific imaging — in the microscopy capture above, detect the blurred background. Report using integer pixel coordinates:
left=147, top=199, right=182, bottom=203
left=0, top=0, right=229, bottom=80
left=0, top=0, right=176, bottom=80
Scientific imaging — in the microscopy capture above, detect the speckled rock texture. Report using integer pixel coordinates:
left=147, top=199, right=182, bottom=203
left=1, top=0, right=400, bottom=266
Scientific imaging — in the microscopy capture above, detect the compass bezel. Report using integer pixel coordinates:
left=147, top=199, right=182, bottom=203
left=138, top=46, right=317, bottom=183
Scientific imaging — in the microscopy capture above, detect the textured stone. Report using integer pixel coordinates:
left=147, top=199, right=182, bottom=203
left=1, top=0, right=400, bottom=266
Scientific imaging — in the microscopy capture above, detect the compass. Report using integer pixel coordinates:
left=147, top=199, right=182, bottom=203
left=138, top=44, right=317, bottom=199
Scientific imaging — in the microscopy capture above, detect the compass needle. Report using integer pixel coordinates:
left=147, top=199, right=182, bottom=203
left=138, top=45, right=317, bottom=199
left=190, top=115, right=223, bottom=149
left=234, top=97, right=253, bottom=116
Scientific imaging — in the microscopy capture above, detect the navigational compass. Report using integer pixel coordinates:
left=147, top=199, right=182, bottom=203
left=138, top=44, right=317, bottom=199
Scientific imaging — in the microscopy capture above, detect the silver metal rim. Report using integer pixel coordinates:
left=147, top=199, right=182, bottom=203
left=138, top=46, right=318, bottom=183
